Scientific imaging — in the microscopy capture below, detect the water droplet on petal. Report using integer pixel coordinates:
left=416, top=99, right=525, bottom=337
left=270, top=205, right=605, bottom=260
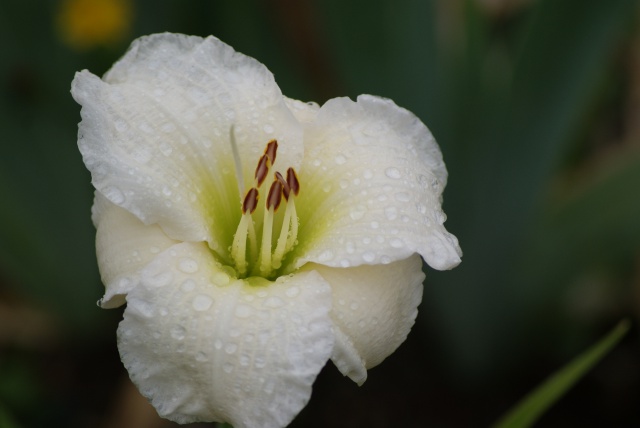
left=385, top=206, right=398, bottom=220
left=349, top=205, right=366, bottom=220
left=335, top=154, right=347, bottom=165
left=235, top=304, right=253, bottom=319
left=192, top=295, right=213, bottom=312
left=196, top=352, right=208, bottom=362
left=263, top=124, right=274, bottom=134
left=103, top=186, right=125, bottom=204
left=170, top=325, right=186, bottom=340
left=385, top=167, right=401, bottom=179
left=390, top=238, right=403, bottom=248
left=223, top=362, right=234, bottom=373
left=214, top=339, right=223, bottom=349
left=317, top=250, right=334, bottom=262
left=362, top=252, right=375, bottom=263
left=225, top=343, right=238, bottom=354
left=395, top=192, right=410, bottom=202
left=264, top=296, right=285, bottom=308
left=181, top=279, right=196, bottom=292
left=178, top=258, right=199, bottom=273
left=285, top=287, right=299, bottom=298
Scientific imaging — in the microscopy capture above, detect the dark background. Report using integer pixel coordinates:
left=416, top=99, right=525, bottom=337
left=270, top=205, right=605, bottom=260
left=1, top=0, right=640, bottom=426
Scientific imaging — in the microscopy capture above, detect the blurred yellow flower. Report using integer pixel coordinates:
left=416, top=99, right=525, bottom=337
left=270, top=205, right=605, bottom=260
left=57, top=0, right=132, bottom=50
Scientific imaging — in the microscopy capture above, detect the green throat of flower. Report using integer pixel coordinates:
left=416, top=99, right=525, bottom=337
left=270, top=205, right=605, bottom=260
left=230, top=137, right=300, bottom=280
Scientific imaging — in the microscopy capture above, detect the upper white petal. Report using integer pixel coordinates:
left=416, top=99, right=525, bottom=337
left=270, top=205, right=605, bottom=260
left=118, top=241, right=334, bottom=427
left=93, top=191, right=178, bottom=308
left=304, top=254, right=424, bottom=385
left=292, top=95, right=461, bottom=271
left=72, top=33, right=304, bottom=257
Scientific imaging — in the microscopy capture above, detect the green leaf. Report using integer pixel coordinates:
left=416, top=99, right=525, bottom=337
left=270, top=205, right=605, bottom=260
left=493, top=319, right=630, bottom=428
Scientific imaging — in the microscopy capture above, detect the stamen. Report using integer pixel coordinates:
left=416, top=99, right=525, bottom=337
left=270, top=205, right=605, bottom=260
left=242, top=187, right=259, bottom=214
left=287, top=167, right=300, bottom=196
left=266, top=179, right=283, bottom=211
left=275, top=171, right=290, bottom=200
left=265, top=139, right=278, bottom=164
left=254, top=155, right=270, bottom=187
left=231, top=139, right=301, bottom=278
left=231, top=214, right=251, bottom=277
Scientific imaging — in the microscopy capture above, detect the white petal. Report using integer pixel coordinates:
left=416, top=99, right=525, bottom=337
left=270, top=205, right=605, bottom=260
left=72, top=33, right=304, bottom=256
left=118, top=241, right=334, bottom=427
left=93, top=192, right=178, bottom=308
left=304, top=255, right=424, bottom=385
left=293, top=95, right=461, bottom=271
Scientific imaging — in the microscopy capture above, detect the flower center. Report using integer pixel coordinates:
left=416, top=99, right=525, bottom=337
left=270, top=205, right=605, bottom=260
left=230, top=136, right=300, bottom=280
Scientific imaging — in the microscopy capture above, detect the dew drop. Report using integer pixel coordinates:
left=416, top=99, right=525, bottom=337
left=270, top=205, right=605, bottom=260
left=265, top=296, right=285, bottom=308
left=395, top=192, right=411, bottom=202
left=181, top=279, right=196, bottom=292
left=212, top=272, right=230, bottom=285
left=317, top=250, right=334, bottom=262
left=103, top=186, right=125, bottom=204
left=196, top=352, right=208, bottom=362
left=384, top=206, right=398, bottom=220
left=385, top=167, right=401, bottom=179
left=390, top=238, right=403, bottom=248
left=225, top=343, right=238, bottom=354
left=340, top=259, right=351, bottom=268
left=255, top=356, right=266, bottom=368
left=115, top=119, right=128, bottom=132
left=370, top=221, right=379, bottom=229
left=362, top=252, right=375, bottom=263
left=170, top=325, right=186, bottom=340
left=263, top=124, right=274, bottom=134
left=322, top=184, right=331, bottom=193
left=235, top=304, right=253, bottom=318
left=159, top=142, right=173, bottom=156
left=285, top=287, right=299, bottom=298
left=192, top=295, right=213, bottom=312
left=161, top=123, right=176, bottom=133
left=346, top=241, right=356, bottom=254
left=145, top=270, right=173, bottom=288
left=349, top=205, right=366, bottom=220
left=239, top=354, right=251, bottom=366
left=416, top=203, right=427, bottom=214
left=339, top=179, right=349, bottom=189
left=350, top=302, right=359, bottom=310
left=335, top=154, right=347, bottom=165
left=214, top=339, right=223, bottom=349
left=363, top=169, right=373, bottom=179
left=223, top=362, right=234, bottom=373
left=179, top=257, right=199, bottom=273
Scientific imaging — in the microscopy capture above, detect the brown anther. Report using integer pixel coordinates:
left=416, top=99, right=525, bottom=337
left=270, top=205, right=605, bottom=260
left=266, top=179, right=283, bottom=211
left=286, top=167, right=300, bottom=196
left=265, top=139, right=278, bottom=165
left=254, top=154, right=270, bottom=187
left=242, top=187, right=259, bottom=214
left=274, top=171, right=291, bottom=200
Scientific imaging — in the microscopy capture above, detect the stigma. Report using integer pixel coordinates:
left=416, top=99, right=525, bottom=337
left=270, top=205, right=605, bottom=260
left=230, top=138, right=300, bottom=279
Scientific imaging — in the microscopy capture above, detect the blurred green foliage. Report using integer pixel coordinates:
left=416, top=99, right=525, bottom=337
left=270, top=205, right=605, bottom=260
left=1, top=0, right=639, bottom=426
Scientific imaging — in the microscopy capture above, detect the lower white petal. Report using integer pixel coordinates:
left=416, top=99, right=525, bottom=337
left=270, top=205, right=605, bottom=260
left=304, top=254, right=424, bottom=385
left=118, top=241, right=334, bottom=427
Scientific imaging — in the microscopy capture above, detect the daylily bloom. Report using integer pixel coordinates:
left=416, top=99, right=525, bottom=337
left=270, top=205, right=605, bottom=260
left=72, top=33, right=461, bottom=427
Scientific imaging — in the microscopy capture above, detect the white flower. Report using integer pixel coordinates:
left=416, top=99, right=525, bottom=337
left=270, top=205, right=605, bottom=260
left=71, top=33, right=461, bottom=428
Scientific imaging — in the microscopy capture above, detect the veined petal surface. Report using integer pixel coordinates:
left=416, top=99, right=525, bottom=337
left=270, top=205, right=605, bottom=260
left=118, top=241, right=334, bottom=427
left=292, top=95, right=461, bottom=271
left=305, top=255, right=424, bottom=385
left=71, top=33, right=304, bottom=257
